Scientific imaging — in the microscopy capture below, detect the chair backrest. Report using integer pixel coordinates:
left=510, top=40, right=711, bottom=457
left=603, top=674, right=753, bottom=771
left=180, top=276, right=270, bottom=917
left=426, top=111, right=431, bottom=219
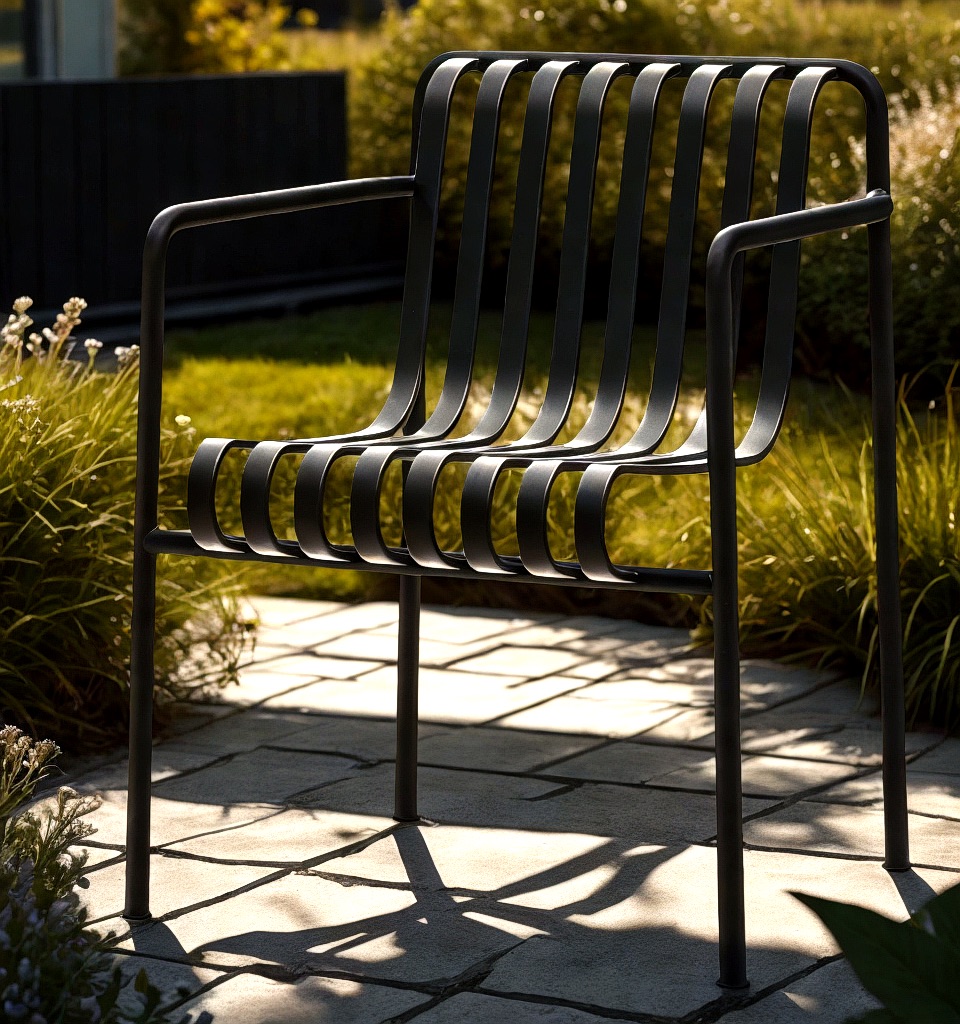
left=386, top=52, right=889, bottom=462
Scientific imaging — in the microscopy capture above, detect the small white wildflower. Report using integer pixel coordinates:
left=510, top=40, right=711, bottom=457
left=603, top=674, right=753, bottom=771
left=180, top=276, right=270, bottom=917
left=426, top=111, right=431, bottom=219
left=175, top=414, right=192, bottom=427
left=12, top=297, right=31, bottom=315
left=83, top=338, right=103, bottom=352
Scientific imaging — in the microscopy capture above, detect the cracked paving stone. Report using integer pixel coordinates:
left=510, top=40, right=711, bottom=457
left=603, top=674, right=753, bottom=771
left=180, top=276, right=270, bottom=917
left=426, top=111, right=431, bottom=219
left=179, top=973, right=430, bottom=1022
left=806, top=771, right=960, bottom=819
left=482, top=847, right=956, bottom=1020
left=81, top=857, right=276, bottom=926
left=546, top=741, right=717, bottom=785
left=449, top=646, right=587, bottom=678
left=169, top=710, right=333, bottom=754
left=118, top=872, right=544, bottom=984
left=417, top=726, right=601, bottom=773
left=650, top=753, right=860, bottom=798
left=152, top=748, right=363, bottom=805
left=496, top=694, right=682, bottom=738
left=318, top=822, right=614, bottom=896
left=166, top=807, right=396, bottom=863
left=294, top=764, right=774, bottom=844
left=715, top=959, right=880, bottom=1022
left=743, top=800, right=960, bottom=868
left=412, top=992, right=635, bottom=1022
left=587, top=659, right=826, bottom=712
left=77, top=791, right=284, bottom=848
left=271, top=715, right=450, bottom=761
left=269, top=666, right=579, bottom=725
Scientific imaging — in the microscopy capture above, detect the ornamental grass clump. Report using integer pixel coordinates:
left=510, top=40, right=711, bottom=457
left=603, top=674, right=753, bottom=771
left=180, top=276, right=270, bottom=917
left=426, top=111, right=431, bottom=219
left=712, top=370, right=960, bottom=728
left=0, top=726, right=184, bottom=1023
left=0, top=298, right=248, bottom=751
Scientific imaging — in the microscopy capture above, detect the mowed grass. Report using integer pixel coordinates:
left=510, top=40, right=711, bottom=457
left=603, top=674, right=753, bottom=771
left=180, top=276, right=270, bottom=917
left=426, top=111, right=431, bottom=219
left=162, top=302, right=959, bottom=727
left=160, top=298, right=842, bottom=606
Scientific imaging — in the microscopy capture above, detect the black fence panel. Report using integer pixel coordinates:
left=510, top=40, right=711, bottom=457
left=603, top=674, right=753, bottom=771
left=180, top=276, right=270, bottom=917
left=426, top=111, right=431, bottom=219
left=0, top=72, right=404, bottom=330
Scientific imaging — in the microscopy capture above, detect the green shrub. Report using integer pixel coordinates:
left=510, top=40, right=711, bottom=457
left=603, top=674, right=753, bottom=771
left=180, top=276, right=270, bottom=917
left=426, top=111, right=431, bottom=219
left=798, top=83, right=960, bottom=380
left=0, top=727, right=183, bottom=1023
left=118, top=0, right=319, bottom=74
left=349, top=0, right=960, bottom=367
left=694, top=369, right=960, bottom=728
left=0, top=298, right=248, bottom=751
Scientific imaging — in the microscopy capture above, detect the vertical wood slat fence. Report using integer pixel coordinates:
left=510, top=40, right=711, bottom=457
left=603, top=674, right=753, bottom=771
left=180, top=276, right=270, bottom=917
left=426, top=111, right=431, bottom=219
left=0, top=72, right=403, bottom=327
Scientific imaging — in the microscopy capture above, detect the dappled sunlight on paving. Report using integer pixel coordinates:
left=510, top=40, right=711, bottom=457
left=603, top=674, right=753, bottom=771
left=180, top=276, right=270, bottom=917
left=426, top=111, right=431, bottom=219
left=63, top=598, right=960, bottom=1021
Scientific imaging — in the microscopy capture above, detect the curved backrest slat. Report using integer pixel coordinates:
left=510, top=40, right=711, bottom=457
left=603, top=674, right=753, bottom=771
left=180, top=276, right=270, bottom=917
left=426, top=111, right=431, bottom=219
left=571, top=62, right=681, bottom=449
left=623, top=63, right=733, bottom=454
left=391, top=54, right=861, bottom=464
left=421, top=58, right=529, bottom=435
left=738, top=65, right=837, bottom=461
left=515, top=60, right=632, bottom=447
left=467, top=60, right=580, bottom=441
left=680, top=63, right=785, bottom=454
left=368, top=56, right=479, bottom=434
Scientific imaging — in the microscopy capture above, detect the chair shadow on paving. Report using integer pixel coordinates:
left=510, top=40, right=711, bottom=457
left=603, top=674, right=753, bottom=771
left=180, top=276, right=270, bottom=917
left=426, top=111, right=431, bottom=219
left=107, top=722, right=960, bottom=1022
left=125, top=825, right=800, bottom=1021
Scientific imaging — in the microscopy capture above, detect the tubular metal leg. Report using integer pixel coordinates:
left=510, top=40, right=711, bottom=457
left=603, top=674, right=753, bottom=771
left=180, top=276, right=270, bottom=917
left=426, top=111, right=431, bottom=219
left=394, top=574, right=421, bottom=822
left=123, top=548, right=157, bottom=920
left=868, top=219, right=909, bottom=872
left=710, top=465, right=748, bottom=989
left=712, top=573, right=748, bottom=988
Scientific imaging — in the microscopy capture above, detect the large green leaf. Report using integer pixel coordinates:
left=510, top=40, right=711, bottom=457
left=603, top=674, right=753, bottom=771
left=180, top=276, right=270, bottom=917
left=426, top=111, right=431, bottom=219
left=912, top=879, right=960, bottom=958
left=793, top=891, right=960, bottom=1023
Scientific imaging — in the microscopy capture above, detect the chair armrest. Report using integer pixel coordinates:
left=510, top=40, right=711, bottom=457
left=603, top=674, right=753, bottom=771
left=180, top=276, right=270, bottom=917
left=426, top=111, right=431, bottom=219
left=703, top=190, right=893, bottom=466
left=134, top=174, right=415, bottom=544
left=707, top=189, right=892, bottom=274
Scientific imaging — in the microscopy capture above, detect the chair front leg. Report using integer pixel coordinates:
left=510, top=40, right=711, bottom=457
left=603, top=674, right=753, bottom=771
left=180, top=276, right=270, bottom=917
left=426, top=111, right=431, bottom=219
left=868, top=217, right=909, bottom=872
left=124, top=546, right=157, bottom=920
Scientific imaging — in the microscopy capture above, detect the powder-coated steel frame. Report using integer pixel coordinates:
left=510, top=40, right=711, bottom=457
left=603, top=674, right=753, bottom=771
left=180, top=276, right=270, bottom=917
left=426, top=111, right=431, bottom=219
left=124, top=51, right=908, bottom=991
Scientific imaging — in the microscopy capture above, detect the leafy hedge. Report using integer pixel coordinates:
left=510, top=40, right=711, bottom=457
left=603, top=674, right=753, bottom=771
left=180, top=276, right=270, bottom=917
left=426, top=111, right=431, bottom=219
left=0, top=300, right=247, bottom=751
left=349, top=0, right=960, bottom=377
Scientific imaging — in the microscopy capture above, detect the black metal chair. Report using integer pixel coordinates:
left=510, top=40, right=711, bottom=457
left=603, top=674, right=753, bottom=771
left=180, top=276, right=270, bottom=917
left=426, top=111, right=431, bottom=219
left=124, top=52, right=909, bottom=990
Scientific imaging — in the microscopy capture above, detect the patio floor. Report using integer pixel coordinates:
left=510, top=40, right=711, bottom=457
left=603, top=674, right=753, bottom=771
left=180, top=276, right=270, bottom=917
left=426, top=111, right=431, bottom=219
left=64, top=597, right=960, bottom=1022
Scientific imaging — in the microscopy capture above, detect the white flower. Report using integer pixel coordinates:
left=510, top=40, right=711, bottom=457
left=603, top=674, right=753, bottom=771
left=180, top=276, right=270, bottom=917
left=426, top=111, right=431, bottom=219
left=12, top=297, right=32, bottom=315
left=83, top=338, right=103, bottom=352
left=175, top=414, right=192, bottom=427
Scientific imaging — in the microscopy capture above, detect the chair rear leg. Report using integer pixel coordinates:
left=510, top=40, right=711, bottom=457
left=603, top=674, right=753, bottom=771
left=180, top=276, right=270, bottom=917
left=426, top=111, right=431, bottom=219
left=124, top=548, right=157, bottom=920
left=869, top=219, right=909, bottom=872
left=394, top=574, right=421, bottom=822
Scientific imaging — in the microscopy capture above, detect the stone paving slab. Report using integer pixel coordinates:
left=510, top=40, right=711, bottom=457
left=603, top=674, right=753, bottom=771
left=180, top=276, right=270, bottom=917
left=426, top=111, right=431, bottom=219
left=411, top=992, right=634, bottom=1022
left=496, top=693, right=684, bottom=738
left=805, top=769, right=960, bottom=819
left=907, top=737, right=960, bottom=774
left=743, top=800, right=960, bottom=868
left=178, top=973, right=430, bottom=1023
left=265, top=666, right=583, bottom=725
left=294, top=764, right=775, bottom=844
left=114, top=956, right=226, bottom=1013
left=120, top=871, right=543, bottom=984
left=165, top=807, right=396, bottom=864
left=151, top=747, right=362, bottom=805
left=269, top=715, right=450, bottom=761
left=482, top=848, right=957, bottom=1020
left=70, top=599, right=960, bottom=1022
left=714, top=959, right=880, bottom=1022
left=416, top=726, right=602, bottom=773
left=82, top=856, right=277, bottom=925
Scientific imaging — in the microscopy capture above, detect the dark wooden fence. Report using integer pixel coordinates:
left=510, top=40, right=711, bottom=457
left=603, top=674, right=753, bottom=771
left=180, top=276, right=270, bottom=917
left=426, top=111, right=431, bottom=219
left=0, top=72, right=404, bottom=334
